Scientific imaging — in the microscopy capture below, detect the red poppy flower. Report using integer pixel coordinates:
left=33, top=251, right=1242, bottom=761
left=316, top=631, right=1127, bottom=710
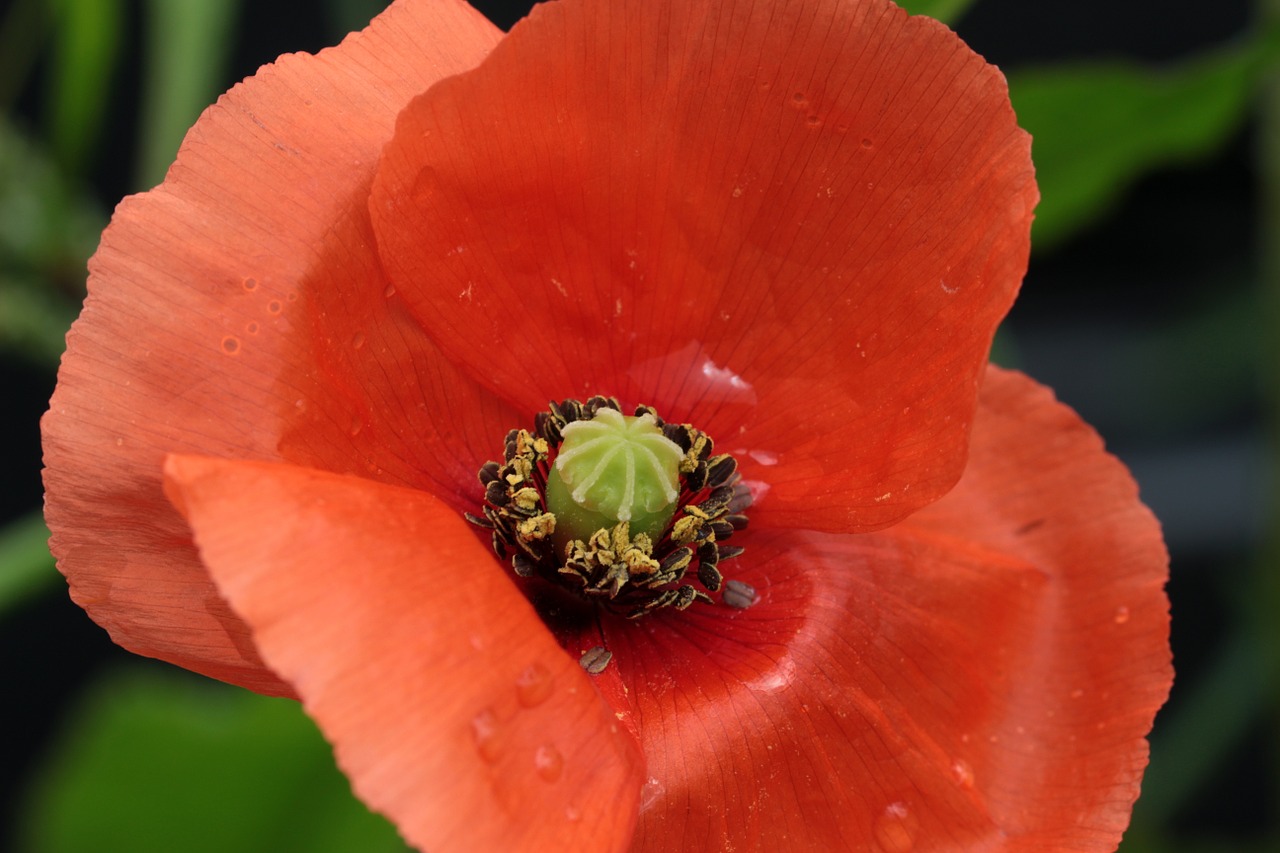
left=42, top=0, right=1171, bottom=850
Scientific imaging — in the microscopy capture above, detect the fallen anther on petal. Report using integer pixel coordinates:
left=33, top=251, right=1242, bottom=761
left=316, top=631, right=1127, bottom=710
left=580, top=645, right=612, bottom=675
left=723, top=579, right=759, bottom=609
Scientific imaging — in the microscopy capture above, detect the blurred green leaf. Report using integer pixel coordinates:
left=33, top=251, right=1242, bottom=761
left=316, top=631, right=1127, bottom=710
left=47, top=0, right=124, bottom=175
left=0, top=512, right=57, bottom=617
left=323, top=0, right=390, bottom=37
left=0, top=276, right=77, bottom=364
left=1011, top=28, right=1280, bottom=249
left=16, top=669, right=410, bottom=853
left=897, top=0, right=978, bottom=25
left=1127, top=624, right=1268, bottom=834
left=136, top=0, right=240, bottom=189
left=0, top=120, right=102, bottom=364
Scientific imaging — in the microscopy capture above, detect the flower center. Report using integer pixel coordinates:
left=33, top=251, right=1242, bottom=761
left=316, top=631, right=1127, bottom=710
left=544, top=409, right=682, bottom=550
left=467, top=397, right=756, bottom=624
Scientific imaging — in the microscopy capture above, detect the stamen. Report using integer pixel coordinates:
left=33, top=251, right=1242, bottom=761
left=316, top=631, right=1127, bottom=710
left=470, top=397, right=754, bottom=620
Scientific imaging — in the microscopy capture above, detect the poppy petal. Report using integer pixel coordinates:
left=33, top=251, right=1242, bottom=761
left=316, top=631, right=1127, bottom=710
left=583, top=367, right=1168, bottom=851
left=42, top=0, right=502, bottom=693
left=163, top=455, right=644, bottom=853
left=897, top=366, right=1172, bottom=846
left=370, top=0, right=1036, bottom=534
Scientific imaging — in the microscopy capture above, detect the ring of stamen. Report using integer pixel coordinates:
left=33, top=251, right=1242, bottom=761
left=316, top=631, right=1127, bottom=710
left=466, top=396, right=754, bottom=620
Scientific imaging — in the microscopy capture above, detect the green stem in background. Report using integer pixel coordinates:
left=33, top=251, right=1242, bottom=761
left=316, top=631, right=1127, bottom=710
left=897, top=0, right=978, bottom=25
left=135, top=0, right=241, bottom=190
left=46, top=0, right=124, bottom=177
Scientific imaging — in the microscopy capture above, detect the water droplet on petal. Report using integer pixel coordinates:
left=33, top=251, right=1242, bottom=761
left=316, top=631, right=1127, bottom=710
left=639, top=777, right=665, bottom=812
left=861, top=137, right=874, bottom=149
left=242, top=277, right=258, bottom=291
left=351, top=331, right=366, bottom=350
left=384, top=283, right=397, bottom=298
left=515, top=662, right=554, bottom=708
left=564, top=805, right=582, bottom=822
left=1114, top=605, right=1131, bottom=624
left=950, top=759, right=975, bottom=789
left=873, top=802, right=918, bottom=853
left=534, top=743, right=564, bottom=782
left=267, top=300, right=282, bottom=314
left=245, top=321, right=259, bottom=334
left=221, top=336, right=240, bottom=355
left=471, top=708, right=503, bottom=764
left=348, top=417, right=363, bottom=437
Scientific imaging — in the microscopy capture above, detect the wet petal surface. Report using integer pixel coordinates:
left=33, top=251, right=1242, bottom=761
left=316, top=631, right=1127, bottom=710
left=372, top=0, right=1037, bottom=535
left=164, top=456, right=644, bottom=853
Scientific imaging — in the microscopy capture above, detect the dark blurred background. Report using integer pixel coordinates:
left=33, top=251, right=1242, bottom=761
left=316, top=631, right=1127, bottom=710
left=1, top=1, right=1272, bottom=850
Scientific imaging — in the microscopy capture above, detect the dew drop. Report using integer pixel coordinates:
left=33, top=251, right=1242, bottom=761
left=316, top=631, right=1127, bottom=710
left=639, top=777, right=665, bottom=812
left=115, top=437, right=123, bottom=447
left=792, top=91, right=806, bottom=103
left=384, top=283, right=397, bottom=298
left=1114, top=605, right=1131, bottom=624
left=221, top=336, right=240, bottom=355
left=470, top=708, right=504, bottom=764
left=351, top=331, right=366, bottom=350
left=564, top=805, right=582, bottom=823
left=245, top=321, right=259, bottom=334
left=242, top=276, right=258, bottom=291
left=873, top=802, right=918, bottom=853
left=534, top=743, right=564, bottom=783
left=950, top=759, right=975, bottom=789
left=806, top=114, right=822, bottom=127
left=267, top=300, right=282, bottom=314
left=515, top=662, right=554, bottom=708
left=348, top=417, right=363, bottom=438
left=861, top=137, right=874, bottom=149
left=286, top=291, right=298, bottom=303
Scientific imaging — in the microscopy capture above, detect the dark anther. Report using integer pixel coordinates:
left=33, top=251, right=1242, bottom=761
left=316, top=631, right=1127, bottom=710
left=659, top=546, right=693, bottom=579
left=662, top=422, right=691, bottom=451
left=685, top=464, right=708, bottom=492
left=697, top=561, right=724, bottom=591
left=512, top=554, right=536, bottom=577
left=484, top=480, right=509, bottom=506
left=705, top=455, right=737, bottom=488
left=474, top=399, right=752, bottom=620
left=675, top=585, right=699, bottom=609
left=709, top=520, right=736, bottom=539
